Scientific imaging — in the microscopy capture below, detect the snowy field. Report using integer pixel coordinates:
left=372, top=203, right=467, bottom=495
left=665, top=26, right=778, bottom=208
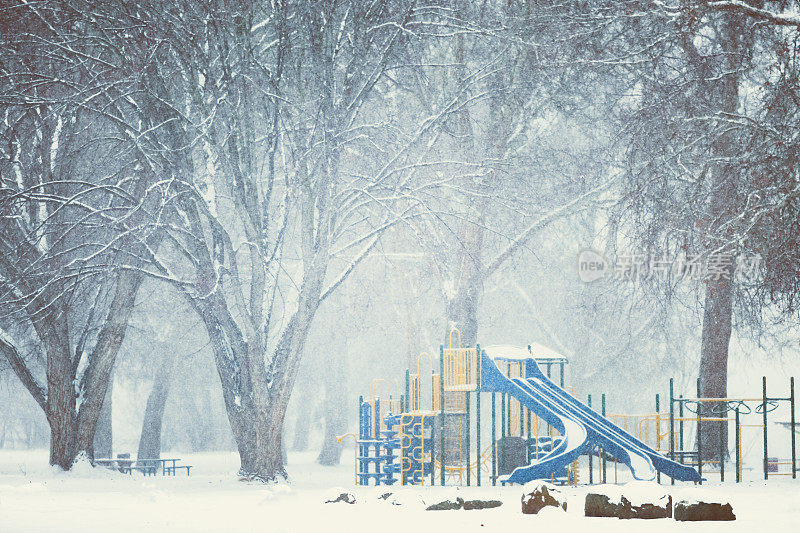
left=0, top=450, right=798, bottom=532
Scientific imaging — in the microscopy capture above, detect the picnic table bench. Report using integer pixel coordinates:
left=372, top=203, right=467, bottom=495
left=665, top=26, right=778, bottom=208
left=95, top=455, right=193, bottom=476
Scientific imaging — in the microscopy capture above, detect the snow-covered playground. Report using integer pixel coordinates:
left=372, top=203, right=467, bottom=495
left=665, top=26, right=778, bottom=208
left=0, top=449, right=797, bottom=533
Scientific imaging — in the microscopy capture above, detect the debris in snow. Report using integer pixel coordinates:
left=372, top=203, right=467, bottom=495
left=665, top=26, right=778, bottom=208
left=674, top=500, right=736, bottom=521
left=324, top=492, right=355, bottom=504
left=521, top=483, right=566, bottom=514
left=462, top=499, right=502, bottom=510
left=426, top=497, right=463, bottom=511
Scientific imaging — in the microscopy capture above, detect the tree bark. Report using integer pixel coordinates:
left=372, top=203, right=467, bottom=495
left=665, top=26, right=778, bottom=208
left=698, top=276, right=733, bottom=460
left=93, top=379, right=113, bottom=458
left=317, top=337, right=347, bottom=466
left=137, top=352, right=179, bottom=460
left=44, top=315, right=79, bottom=469
left=292, top=397, right=312, bottom=452
left=695, top=12, right=742, bottom=461
left=76, top=271, right=144, bottom=461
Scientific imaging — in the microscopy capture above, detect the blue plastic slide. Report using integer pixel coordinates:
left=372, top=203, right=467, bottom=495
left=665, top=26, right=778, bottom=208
left=480, top=349, right=701, bottom=484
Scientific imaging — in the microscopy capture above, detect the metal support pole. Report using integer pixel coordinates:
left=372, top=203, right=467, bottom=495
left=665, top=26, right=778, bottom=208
left=679, top=395, right=684, bottom=463
left=669, top=379, right=675, bottom=486
left=405, top=369, right=410, bottom=411
left=358, top=395, right=363, bottom=484
left=791, top=376, right=796, bottom=480
left=735, top=407, right=740, bottom=483
left=656, top=393, right=661, bottom=484
left=602, top=393, right=607, bottom=483
left=430, top=414, right=435, bottom=485
left=501, top=393, right=506, bottom=476
left=507, top=394, right=512, bottom=437
left=588, top=394, right=593, bottom=484
left=492, top=392, right=496, bottom=486
left=560, top=362, right=565, bottom=388
left=763, top=376, right=768, bottom=480
left=476, top=344, right=481, bottom=487
left=466, top=391, right=471, bottom=486
left=720, top=414, right=725, bottom=482
left=696, top=378, right=702, bottom=484
left=526, top=407, right=531, bottom=463
left=440, top=345, right=445, bottom=486
left=375, top=399, right=380, bottom=440
left=501, top=394, right=506, bottom=440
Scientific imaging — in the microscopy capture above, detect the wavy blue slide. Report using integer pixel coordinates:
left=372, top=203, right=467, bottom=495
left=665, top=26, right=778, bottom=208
left=480, top=349, right=701, bottom=485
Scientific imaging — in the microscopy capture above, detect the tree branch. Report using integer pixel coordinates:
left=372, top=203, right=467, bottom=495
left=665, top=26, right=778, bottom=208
left=0, top=327, right=47, bottom=412
left=483, top=177, right=617, bottom=278
left=706, top=1, right=800, bottom=27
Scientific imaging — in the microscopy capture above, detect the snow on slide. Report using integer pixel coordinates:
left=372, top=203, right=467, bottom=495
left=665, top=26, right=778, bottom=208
left=480, top=347, right=701, bottom=484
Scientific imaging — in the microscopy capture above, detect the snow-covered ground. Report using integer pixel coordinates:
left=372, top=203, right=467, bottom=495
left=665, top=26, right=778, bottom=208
left=0, top=449, right=798, bottom=532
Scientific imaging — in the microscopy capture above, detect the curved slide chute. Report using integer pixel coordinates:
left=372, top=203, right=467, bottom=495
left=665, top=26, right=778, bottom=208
left=480, top=348, right=701, bottom=485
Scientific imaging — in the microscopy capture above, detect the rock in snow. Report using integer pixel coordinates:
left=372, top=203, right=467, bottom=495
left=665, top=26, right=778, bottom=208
left=585, top=491, right=671, bottom=519
left=462, top=499, right=502, bottom=510
left=674, top=500, right=736, bottom=521
left=521, top=483, right=567, bottom=514
left=325, top=492, right=356, bottom=504
left=425, top=498, right=463, bottom=511
left=584, top=493, right=623, bottom=517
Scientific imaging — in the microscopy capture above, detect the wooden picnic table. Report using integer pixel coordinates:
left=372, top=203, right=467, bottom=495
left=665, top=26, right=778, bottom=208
left=94, top=457, right=191, bottom=476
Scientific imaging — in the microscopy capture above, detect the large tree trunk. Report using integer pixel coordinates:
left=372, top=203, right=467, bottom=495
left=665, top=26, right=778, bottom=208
left=44, top=316, right=79, bottom=469
left=695, top=13, right=743, bottom=463
left=698, top=277, right=733, bottom=461
left=76, top=271, right=144, bottom=461
left=292, top=399, right=312, bottom=452
left=137, top=352, right=179, bottom=460
left=445, top=278, right=482, bottom=348
left=93, top=379, right=113, bottom=458
left=317, top=337, right=347, bottom=466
